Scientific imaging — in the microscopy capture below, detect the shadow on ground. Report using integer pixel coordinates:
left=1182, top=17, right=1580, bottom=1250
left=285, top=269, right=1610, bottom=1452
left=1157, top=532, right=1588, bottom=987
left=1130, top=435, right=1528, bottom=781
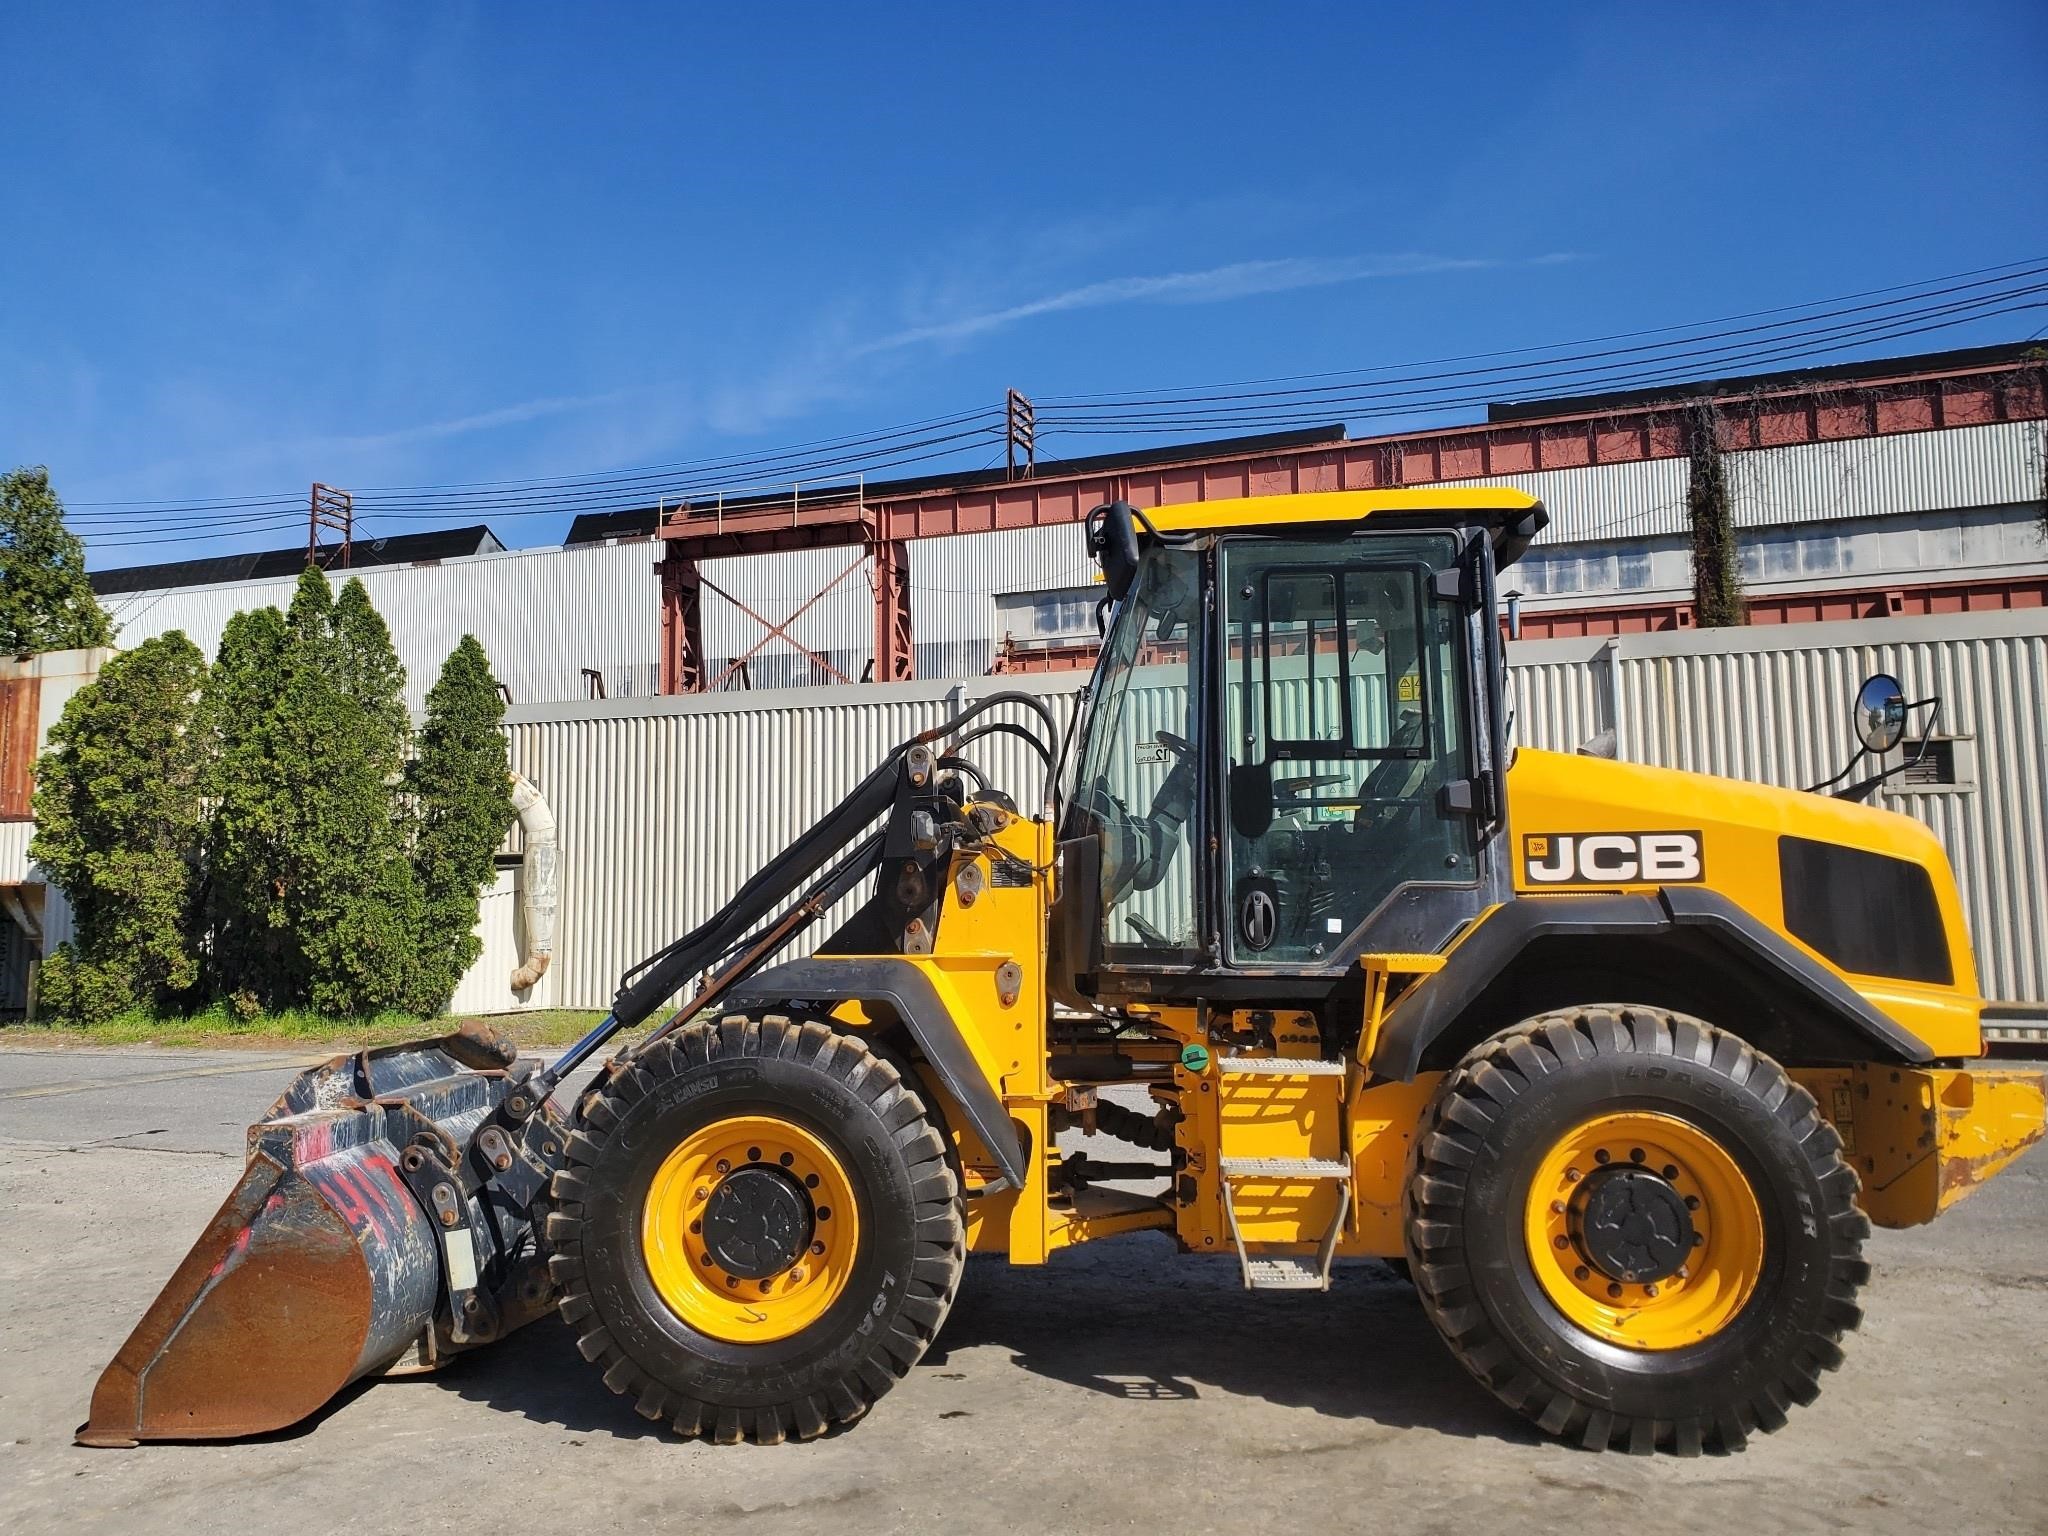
left=437, top=1234, right=1531, bottom=1447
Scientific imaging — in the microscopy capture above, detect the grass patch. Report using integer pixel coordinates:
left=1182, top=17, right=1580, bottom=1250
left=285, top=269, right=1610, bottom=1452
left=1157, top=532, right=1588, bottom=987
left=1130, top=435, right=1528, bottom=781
left=1, top=1003, right=608, bottom=1054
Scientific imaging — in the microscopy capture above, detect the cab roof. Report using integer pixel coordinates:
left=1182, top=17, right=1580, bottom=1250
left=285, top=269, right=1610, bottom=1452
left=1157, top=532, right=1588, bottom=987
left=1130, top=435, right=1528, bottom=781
left=1143, top=486, right=1543, bottom=534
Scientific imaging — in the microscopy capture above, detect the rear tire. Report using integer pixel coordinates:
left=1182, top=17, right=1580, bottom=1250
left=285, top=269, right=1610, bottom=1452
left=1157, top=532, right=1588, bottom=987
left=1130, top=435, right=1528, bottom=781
left=1405, top=1006, right=1869, bottom=1454
left=544, top=1013, right=965, bottom=1443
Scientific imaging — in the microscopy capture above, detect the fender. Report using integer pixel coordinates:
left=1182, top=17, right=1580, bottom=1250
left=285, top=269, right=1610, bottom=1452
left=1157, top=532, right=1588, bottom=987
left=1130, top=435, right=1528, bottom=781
left=723, top=956, right=1029, bottom=1189
left=1369, top=887, right=1933, bottom=1081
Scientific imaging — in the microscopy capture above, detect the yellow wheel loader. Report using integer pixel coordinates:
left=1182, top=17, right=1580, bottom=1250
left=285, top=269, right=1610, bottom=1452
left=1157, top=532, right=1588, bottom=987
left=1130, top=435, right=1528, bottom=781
left=81, top=488, right=2046, bottom=1455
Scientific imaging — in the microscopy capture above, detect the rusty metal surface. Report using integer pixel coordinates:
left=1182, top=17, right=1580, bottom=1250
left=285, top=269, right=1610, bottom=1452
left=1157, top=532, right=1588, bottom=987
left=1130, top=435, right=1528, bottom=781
left=76, top=1030, right=530, bottom=1446
left=1798, top=1063, right=2048, bottom=1228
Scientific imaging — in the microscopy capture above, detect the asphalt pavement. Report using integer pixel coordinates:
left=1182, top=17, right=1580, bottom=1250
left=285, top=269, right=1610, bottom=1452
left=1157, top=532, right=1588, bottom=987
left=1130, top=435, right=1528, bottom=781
left=2, top=1044, right=2044, bottom=1536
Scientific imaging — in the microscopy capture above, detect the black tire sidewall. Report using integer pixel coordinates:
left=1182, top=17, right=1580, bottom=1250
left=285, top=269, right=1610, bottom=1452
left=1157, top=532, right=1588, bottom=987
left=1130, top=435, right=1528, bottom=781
left=1455, top=1046, right=1838, bottom=1419
left=578, top=1046, right=921, bottom=1409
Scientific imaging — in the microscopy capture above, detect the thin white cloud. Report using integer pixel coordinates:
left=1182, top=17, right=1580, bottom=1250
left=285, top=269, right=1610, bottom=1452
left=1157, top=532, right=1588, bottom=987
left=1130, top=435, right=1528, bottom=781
left=855, top=252, right=1577, bottom=355
left=314, top=391, right=633, bottom=454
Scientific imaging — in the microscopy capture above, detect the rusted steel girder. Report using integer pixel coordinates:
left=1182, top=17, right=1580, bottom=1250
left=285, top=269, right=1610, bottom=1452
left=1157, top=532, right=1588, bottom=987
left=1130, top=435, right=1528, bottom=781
left=870, top=536, right=914, bottom=684
left=658, top=552, right=705, bottom=695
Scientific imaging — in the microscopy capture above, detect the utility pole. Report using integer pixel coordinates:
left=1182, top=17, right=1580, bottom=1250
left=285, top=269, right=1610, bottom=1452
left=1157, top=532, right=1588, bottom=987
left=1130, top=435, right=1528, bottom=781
left=1005, top=388, right=1036, bottom=480
left=308, top=483, right=354, bottom=568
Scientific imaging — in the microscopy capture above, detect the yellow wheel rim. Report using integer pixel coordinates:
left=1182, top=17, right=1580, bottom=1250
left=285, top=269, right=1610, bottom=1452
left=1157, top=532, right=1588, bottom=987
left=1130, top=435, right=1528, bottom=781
left=641, top=1114, right=860, bottom=1344
left=1523, top=1110, right=1764, bottom=1351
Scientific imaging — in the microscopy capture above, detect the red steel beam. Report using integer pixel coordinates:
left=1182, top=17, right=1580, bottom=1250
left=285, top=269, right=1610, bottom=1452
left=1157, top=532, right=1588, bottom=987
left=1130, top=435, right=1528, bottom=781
left=654, top=355, right=2047, bottom=691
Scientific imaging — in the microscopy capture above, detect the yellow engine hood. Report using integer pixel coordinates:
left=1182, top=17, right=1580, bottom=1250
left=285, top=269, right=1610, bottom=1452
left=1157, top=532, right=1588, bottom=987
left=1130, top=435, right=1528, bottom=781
left=1504, top=748, right=1983, bottom=1057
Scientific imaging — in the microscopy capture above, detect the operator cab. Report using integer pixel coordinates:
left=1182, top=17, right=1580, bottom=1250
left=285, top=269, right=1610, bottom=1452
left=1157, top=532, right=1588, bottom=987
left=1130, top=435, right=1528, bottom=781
left=1054, top=492, right=1545, bottom=1007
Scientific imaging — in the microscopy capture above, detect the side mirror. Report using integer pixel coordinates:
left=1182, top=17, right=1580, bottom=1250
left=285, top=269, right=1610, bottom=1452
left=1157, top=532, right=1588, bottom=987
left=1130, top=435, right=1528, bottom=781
left=1086, top=501, right=1143, bottom=605
left=1853, top=673, right=1907, bottom=754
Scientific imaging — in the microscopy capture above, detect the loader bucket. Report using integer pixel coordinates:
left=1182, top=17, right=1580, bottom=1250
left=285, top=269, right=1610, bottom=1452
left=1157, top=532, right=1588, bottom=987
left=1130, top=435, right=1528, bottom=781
left=77, top=1024, right=542, bottom=1447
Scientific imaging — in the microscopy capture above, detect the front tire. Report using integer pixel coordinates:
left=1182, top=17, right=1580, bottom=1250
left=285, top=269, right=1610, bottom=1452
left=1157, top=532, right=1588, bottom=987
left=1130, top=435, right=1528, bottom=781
left=544, top=1013, right=965, bottom=1444
left=1405, top=1007, right=1869, bottom=1454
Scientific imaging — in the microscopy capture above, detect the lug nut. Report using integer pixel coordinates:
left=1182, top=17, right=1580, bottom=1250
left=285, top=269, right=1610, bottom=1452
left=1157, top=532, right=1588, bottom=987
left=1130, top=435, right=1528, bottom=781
left=789, top=1267, right=805, bottom=1283
left=1594, top=1149, right=1610, bottom=1164
left=1661, top=1164, right=1678, bottom=1180
left=1644, top=1284, right=1660, bottom=1298
left=716, top=1160, right=730, bottom=1174
left=1550, top=1200, right=1566, bottom=1215
left=1554, top=1235, right=1570, bottom=1250
left=1565, top=1168, right=1582, bottom=1183
left=780, top=1152, right=794, bottom=1167
left=747, top=1147, right=761, bottom=1162
left=1574, top=1265, right=1590, bottom=1281
left=726, top=1277, right=738, bottom=1289
left=1692, top=1233, right=1705, bottom=1248
left=811, top=1242, right=825, bottom=1255
left=1607, top=1283, right=1623, bottom=1298
left=1629, top=1147, right=1645, bottom=1163
left=1684, top=1195, right=1700, bottom=1210
left=816, top=1206, right=832, bottom=1221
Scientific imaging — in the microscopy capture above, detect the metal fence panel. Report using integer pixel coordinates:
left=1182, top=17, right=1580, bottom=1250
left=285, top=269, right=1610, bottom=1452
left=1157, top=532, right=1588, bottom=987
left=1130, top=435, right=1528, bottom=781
left=1610, top=610, right=2048, bottom=1002
left=477, top=611, right=2047, bottom=1011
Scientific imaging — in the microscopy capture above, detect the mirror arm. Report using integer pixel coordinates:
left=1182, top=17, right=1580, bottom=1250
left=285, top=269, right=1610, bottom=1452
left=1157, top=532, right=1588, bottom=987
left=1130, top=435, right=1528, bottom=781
left=1804, top=744, right=1872, bottom=796
left=1812, top=696, right=1943, bottom=799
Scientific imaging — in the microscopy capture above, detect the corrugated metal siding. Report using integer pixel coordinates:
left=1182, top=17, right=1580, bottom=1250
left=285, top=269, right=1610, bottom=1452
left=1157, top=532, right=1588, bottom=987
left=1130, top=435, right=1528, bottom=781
left=478, top=612, right=2045, bottom=1012
left=700, top=546, right=876, bottom=688
left=1505, top=637, right=1614, bottom=753
left=912, top=525, right=1095, bottom=645
left=102, top=540, right=660, bottom=713
left=1445, top=420, right=2038, bottom=549
left=1452, top=458, right=1691, bottom=545
left=1609, top=610, right=2048, bottom=1002
left=1722, top=420, right=2042, bottom=534
left=502, top=684, right=958, bottom=1010
left=0, top=822, right=31, bottom=887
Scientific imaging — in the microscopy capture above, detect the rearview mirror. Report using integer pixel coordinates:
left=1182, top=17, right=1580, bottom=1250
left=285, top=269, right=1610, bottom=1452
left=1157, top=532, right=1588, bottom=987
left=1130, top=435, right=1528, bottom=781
left=1086, top=501, right=1143, bottom=605
left=1853, top=673, right=1907, bottom=754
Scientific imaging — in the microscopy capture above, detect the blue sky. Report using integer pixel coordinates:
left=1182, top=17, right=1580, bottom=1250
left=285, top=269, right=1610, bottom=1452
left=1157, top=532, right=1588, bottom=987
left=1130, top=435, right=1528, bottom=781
left=3, top=3, right=2044, bottom=568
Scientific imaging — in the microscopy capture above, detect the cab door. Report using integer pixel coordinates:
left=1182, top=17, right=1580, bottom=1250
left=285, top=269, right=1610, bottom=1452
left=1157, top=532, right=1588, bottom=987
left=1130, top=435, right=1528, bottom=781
left=1217, top=530, right=1491, bottom=970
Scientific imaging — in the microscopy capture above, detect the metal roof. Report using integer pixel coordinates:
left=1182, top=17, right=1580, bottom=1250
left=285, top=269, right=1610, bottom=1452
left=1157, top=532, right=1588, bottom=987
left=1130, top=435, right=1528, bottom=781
left=1486, top=340, right=2046, bottom=423
left=90, top=524, right=505, bottom=596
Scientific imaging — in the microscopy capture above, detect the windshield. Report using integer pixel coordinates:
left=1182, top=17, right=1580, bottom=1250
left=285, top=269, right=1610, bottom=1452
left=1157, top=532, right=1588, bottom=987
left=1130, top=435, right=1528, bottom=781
left=1065, top=544, right=1200, bottom=959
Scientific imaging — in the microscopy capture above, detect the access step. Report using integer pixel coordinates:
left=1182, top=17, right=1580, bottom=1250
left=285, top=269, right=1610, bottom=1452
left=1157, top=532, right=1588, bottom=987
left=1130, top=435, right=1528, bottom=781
left=1221, top=1157, right=1349, bottom=1179
left=1216, top=1056, right=1346, bottom=1076
left=1242, top=1254, right=1328, bottom=1291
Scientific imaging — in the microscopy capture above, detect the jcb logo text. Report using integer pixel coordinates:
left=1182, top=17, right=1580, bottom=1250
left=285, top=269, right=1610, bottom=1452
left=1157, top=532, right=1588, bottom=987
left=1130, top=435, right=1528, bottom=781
left=1522, top=831, right=1704, bottom=885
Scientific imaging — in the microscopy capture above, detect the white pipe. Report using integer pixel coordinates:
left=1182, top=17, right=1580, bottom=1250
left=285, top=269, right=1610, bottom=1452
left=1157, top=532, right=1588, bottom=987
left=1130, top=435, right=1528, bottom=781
left=508, top=772, right=557, bottom=992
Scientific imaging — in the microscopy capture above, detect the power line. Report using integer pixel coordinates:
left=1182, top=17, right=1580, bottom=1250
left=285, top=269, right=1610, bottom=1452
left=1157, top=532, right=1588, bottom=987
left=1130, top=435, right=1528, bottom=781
left=1037, top=256, right=2048, bottom=401
left=73, top=258, right=2046, bottom=551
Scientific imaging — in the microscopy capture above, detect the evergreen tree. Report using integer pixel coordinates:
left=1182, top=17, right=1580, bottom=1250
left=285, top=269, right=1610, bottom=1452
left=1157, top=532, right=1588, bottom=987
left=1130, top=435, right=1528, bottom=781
left=29, top=633, right=207, bottom=1022
left=272, top=567, right=422, bottom=1014
left=200, top=606, right=297, bottom=1004
left=408, top=635, right=514, bottom=1013
left=0, top=466, right=115, bottom=654
left=333, top=578, right=410, bottom=763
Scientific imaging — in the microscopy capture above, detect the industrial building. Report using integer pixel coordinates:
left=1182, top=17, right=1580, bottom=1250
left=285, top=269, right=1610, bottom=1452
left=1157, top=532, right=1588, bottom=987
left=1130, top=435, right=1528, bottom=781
left=95, top=343, right=2046, bottom=698
left=1, top=342, right=2040, bottom=1020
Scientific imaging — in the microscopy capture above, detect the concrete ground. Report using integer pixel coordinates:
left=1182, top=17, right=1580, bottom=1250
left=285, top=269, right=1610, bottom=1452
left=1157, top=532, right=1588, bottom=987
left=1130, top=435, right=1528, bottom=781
left=2, top=1046, right=2044, bottom=1536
